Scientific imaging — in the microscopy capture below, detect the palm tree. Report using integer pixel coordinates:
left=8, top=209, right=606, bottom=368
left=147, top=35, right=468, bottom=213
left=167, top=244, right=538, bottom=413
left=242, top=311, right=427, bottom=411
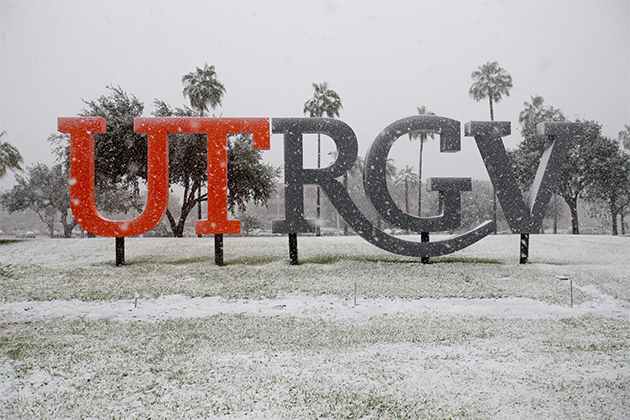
left=469, top=61, right=513, bottom=233
left=469, top=61, right=513, bottom=121
left=408, top=105, right=435, bottom=216
left=303, top=82, right=343, bottom=236
left=181, top=64, right=226, bottom=240
left=396, top=165, right=419, bottom=214
left=182, top=64, right=226, bottom=116
left=0, top=131, right=23, bottom=179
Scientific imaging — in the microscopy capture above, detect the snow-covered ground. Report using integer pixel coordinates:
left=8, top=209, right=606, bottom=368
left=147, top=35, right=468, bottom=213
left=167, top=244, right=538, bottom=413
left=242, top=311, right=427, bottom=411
left=1, top=234, right=629, bottom=419
left=2, top=286, right=630, bottom=324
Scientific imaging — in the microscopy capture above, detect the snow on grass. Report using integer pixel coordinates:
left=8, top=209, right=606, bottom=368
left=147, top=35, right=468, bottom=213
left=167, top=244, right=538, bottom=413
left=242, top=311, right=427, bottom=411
left=2, top=291, right=630, bottom=324
left=3, top=234, right=628, bottom=304
left=2, top=315, right=629, bottom=418
left=1, top=234, right=629, bottom=418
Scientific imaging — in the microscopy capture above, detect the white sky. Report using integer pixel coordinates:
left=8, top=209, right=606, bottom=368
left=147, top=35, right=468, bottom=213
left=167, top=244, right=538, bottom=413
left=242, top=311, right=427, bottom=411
left=1, top=0, right=628, bottom=189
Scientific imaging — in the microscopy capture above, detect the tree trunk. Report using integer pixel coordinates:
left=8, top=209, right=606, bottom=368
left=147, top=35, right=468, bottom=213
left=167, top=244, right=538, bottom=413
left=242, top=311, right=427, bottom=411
left=34, top=211, right=55, bottom=238
left=59, top=209, right=77, bottom=238
left=567, top=199, right=580, bottom=234
left=418, top=139, right=424, bottom=216
left=493, top=188, right=497, bottom=234
left=316, top=133, right=321, bottom=237
left=197, top=185, right=203, bottom=238
left=173, top=220, right=186, bottom=237
left=553, top=194, right=558, bottom=234
left=610, top=201, right=619, bottom=236
left=489, top=95, right=497, bottom=234
left=167, top=179, right=203, bottom=237
left=343, top=172, right=349, bottom=236
left=165, top=209, right=178, bottom=236
left=62, top=220, right=77, bottom=238
left=558, top=185, right=581, bottom=234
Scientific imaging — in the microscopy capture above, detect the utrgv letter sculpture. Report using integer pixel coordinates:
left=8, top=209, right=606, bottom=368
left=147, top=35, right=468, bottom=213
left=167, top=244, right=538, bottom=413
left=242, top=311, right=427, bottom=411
left=58, top=116, right=582, bottom=266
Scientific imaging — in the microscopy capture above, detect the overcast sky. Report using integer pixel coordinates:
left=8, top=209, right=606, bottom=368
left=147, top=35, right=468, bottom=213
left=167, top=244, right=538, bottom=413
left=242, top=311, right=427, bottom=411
left=1, top=0, right=628, bottom=190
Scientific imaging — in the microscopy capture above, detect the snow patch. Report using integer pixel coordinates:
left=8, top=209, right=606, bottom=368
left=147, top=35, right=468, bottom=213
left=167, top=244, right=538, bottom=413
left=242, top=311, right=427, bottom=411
left=2, top=289, right=629, bottom=324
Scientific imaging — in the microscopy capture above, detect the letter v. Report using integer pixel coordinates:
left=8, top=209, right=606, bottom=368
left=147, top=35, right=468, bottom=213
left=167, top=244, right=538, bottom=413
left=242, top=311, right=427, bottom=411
left=465, top=121, right=582, bottom=234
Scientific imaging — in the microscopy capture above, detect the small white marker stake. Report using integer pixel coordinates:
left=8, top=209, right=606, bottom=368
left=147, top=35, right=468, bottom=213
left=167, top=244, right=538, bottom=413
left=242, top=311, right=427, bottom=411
left=555, top=276, right=573, bottom=308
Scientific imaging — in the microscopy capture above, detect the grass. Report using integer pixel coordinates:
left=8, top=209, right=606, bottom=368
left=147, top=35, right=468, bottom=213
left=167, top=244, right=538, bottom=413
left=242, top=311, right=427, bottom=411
left=1, top=234, right=629, bottom=418
left=2, top=234, right=623, bottom=304
left=2, top=314, right=629, bottom=418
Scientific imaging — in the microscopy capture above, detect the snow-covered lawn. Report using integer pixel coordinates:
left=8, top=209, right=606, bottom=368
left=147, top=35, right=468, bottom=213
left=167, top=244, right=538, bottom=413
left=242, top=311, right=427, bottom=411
left=1, top=234, right=629, bottom=418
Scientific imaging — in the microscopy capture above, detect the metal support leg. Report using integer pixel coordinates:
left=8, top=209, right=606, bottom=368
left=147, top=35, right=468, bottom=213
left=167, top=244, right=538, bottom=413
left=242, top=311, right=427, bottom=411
left=289, top=233, right=298, bottom=265
left=116, top=237, right=125, bottom=267
left=520, top=233, right=529, bottom=264
left=215, top=234, right=224, bottom=266
left=421, top=232, right=430, bottom=264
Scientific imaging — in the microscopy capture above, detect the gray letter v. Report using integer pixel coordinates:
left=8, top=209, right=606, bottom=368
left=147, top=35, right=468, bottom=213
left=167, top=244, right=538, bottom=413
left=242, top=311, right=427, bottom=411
left=465, top=121, right=582, bottom=234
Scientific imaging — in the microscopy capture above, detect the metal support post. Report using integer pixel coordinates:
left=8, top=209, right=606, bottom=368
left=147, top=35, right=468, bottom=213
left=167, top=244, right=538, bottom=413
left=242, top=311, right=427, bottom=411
left=116, top=237, right=125, bottom=267
left=289, top=233, right=298, bottom=265
left=520, top=234, right=529, bottom=264
left=421, top=232, right=430, bottom=264
left=214, top=234, right=224, bottom=266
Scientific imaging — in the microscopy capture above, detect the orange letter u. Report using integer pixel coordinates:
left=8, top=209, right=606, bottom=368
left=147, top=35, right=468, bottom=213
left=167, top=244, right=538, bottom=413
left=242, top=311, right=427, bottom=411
left=58, top=117, right=170, bottom=237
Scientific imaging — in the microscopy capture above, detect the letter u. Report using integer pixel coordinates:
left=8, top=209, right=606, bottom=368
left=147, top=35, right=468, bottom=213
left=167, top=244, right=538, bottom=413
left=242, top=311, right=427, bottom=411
left=58, top=117, right=169, bottom=237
